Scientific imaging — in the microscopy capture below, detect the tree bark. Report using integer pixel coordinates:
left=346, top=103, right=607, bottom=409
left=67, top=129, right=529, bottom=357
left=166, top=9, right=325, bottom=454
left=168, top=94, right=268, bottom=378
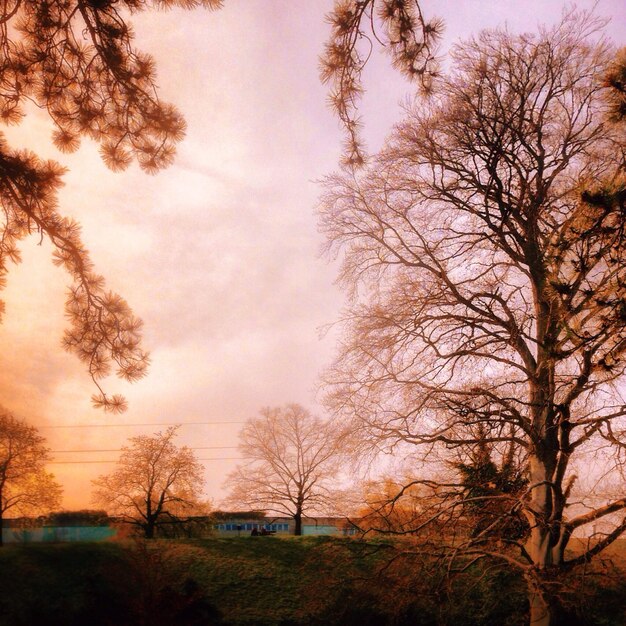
left=526, top=454, right=559, bottom=565
left=144, top=519, right=155, bottom=539
left=527, top=576, right=551, bottom=626
left=294, top=511, right=302, bottom=536
left=525, top=448, right=566, bottom=626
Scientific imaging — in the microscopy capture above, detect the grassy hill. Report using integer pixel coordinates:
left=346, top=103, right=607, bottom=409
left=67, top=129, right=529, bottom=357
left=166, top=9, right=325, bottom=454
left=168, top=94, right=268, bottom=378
left=0, top=536, right=624, bottom=626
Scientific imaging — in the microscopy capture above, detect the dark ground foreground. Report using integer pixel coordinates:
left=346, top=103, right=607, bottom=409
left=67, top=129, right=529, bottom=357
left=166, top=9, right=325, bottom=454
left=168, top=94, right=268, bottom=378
left=0, top=536, right=624, bottom=626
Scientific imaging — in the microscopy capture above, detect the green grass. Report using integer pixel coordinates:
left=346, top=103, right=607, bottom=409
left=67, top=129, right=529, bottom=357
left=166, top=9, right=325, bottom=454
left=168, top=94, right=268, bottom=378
left=151, top=536, right=397, bottom=625
left=0, top=536, right=625, bottom=626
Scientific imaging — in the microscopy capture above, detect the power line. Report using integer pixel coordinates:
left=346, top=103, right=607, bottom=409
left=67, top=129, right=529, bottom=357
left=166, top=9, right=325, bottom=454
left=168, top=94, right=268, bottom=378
left=49, top=457, right=242, bottom=464
left=41, top=421, right=245, bottom=429
left=51, top=446, right=238, bottom=453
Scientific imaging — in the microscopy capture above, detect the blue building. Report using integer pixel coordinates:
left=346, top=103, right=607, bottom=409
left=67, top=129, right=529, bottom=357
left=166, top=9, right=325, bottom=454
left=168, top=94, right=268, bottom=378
left=212, top=512, right=356, bottom=536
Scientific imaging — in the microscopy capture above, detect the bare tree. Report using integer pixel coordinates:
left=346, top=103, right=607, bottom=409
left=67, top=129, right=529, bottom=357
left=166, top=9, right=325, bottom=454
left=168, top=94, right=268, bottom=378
left=351, top=477, right=436, bottom=534
left=321, top=11, right=625, bottom=625
left=0, top=410, right=62, bottom=545
left=224, top=404, right=345, bottom=535
left=92, top=426, right=205, bottom=539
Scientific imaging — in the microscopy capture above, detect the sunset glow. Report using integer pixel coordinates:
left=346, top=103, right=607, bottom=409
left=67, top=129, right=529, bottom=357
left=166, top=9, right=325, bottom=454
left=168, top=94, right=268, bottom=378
left=1, top=0, right=624, bottom=511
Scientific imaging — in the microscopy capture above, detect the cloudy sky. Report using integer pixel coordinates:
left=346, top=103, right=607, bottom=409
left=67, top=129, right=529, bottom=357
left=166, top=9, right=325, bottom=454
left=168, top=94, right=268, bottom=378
left=1, top=0, right=624, bottom=509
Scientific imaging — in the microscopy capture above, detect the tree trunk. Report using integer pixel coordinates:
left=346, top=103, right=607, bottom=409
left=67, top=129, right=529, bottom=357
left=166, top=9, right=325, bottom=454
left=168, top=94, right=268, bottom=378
left=525, top=450, right=566, bottom=626
left=527, top=574, right=553, bottom=626
left=294, top=511, right=302, bottom=536
left=529, top=591, right=550, bottom=626
left=0, top=508, right=3, bottom=547
left=145, top=519, right=155, bottom=539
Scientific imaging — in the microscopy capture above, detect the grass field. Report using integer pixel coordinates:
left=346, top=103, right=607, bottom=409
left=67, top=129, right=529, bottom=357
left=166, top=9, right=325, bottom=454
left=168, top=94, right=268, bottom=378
left=0, top=536, right=624, bottom=626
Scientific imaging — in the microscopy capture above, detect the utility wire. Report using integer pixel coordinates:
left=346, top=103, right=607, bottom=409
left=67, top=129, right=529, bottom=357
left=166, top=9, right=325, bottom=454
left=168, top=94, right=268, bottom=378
left=49, top=457, right=242, bottom=464
left=51, top=446, right=238, bottom=453
left=41, top=421, right=245, bottom=428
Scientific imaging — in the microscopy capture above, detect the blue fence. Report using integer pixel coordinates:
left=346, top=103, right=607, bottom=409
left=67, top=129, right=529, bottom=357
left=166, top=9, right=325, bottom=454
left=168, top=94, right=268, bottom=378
left=2, top=526, right=117, bottom=543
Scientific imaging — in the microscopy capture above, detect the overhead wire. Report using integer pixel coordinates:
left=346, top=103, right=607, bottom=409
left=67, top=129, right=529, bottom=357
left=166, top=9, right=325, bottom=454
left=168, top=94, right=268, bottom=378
left=44, top=423, right=245, bottom=464
left=49, top=457, right=241, bottom=464
left=51, top=446, right=238, bottom=452
left=41, top=421, right=245, bottom=428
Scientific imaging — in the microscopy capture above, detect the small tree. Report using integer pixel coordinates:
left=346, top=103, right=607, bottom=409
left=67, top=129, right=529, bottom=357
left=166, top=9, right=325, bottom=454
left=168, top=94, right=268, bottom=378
left=92, top=426, right=204, bottom=539
left=224, top=404, right=345, bottom=535
left=353, top=477, right=437, bottom=535
left=453, top=427, right=528, bottom=541
left=0, top=411, right=62, bottom=545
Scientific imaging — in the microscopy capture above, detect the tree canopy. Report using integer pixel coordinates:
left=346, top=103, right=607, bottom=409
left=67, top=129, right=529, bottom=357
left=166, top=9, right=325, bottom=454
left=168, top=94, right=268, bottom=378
left=0, top=0, right=221, bottom=411
left=224, top=404, right=345, bottom=535
left=321, top=0, right=442, bottom=167
left=321, top=11, right=625, bottom=625
left=92, top=426, right=205, bottom=538
left=0, top=0, right=438, bottom=410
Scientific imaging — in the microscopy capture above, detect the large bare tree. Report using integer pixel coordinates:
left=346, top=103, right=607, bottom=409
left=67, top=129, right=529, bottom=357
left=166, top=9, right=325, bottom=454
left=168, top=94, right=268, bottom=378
left=224, top=404, right=345, bottom=535
left=0, top=411, right=62, bottom=545
left=92, top=426, right=205, bottom=538
left=321, top=11, right=625, bottom=626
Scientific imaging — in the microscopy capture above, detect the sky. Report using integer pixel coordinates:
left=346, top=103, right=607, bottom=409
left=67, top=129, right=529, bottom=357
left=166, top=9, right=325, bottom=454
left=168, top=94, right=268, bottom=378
left=1, top=0, right=624, bottom=510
